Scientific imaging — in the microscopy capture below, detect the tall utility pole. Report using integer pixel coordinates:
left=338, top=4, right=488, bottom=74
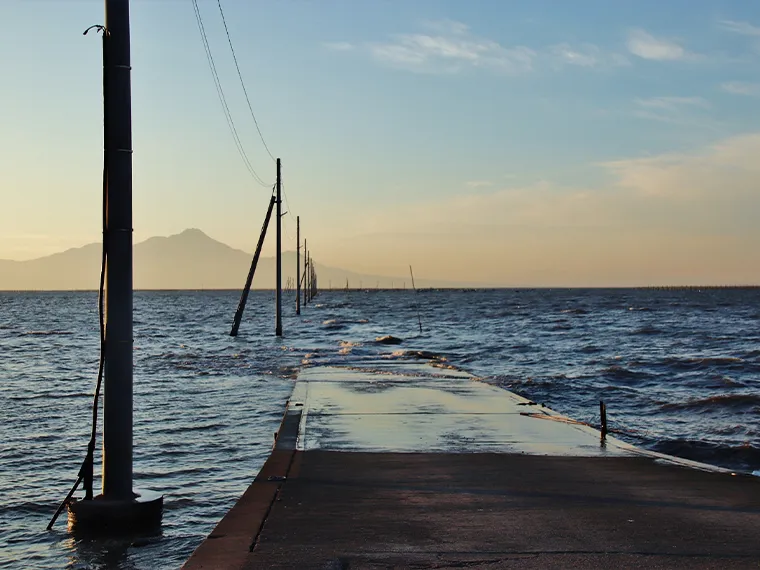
left=68, top=0, right=161, bottom=532
left=275, top=158, right=282, bottom=336
left=304, top=240, right=308, bottom=305
left=103, top=0, right=133, bottom=503
left=296, top=216, right=301, bottom=315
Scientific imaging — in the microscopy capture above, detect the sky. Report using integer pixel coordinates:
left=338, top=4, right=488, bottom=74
left=2, top=0, right=760, bottom=286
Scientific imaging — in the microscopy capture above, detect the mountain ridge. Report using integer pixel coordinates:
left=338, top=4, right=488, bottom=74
left=0, top=229, right=475, bottom=290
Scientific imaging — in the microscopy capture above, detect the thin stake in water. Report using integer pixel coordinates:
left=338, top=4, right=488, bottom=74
left=410, top=265, right=422, bottom=333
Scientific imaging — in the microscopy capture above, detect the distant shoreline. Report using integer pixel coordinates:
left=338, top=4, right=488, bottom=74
left=2, top=285, right=759, bottom=293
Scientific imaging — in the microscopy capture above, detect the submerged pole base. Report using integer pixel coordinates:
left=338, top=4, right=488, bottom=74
left=67, top=489, right=163, bottom=535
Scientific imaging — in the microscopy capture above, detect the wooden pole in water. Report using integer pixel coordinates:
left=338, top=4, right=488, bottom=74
left=304, top=240, right=308, bottom=305
left=230, top=195, right=276, bottom=336
left=275, top=159, right=282, bottom=336
left=410, top=265, right=422, bottom=333
left=296, top=216, right=301, bottom=315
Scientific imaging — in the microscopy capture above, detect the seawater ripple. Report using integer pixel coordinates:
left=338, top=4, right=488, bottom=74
left=1, top=288, right=759, bottom=569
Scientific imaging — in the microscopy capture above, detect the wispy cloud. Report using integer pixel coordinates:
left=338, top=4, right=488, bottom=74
left=421, top=19, right=471, bottom=36
left=635, top=96, right=709, bottom=110
left=323, top=41, right=354, bottom=52
left=633, top=96, right=711, bottom=125
left=549, top=43, right=628, bottom=68
left=718, top=20, right=760, bottom=36
left=368, top=22, right=536, bottom=74
left=626, top=29, right=697, bottom=61
left=326, top=23, right=693, bottom=75
left=721, top=81, right=760, bottom=96
left=465, top=180, right=494, bottom=189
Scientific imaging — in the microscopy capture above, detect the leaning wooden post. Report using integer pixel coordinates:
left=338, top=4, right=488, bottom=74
left=230, top=195, right=276, bottom=336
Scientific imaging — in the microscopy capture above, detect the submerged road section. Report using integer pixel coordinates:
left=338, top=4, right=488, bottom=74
left=183, top=361, right=760, bottom=569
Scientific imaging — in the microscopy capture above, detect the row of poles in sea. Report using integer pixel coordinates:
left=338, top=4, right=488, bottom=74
left=229, top=158, right=319, bottom=337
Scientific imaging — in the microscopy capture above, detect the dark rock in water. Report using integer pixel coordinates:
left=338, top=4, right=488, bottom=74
left=375, top=335, right=402, bottom=345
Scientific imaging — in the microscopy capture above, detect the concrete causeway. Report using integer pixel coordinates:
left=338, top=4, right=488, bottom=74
left=183, top=361, right=760, bottom=569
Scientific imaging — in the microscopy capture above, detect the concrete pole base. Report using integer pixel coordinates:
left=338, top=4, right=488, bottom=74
left=67, top=489, right=163, bottom=534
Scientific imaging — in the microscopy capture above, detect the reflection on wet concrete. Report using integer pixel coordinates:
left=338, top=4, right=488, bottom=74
left=292, top=363, right=737, bottom=474
left=294, top=362, right=636, bottom=456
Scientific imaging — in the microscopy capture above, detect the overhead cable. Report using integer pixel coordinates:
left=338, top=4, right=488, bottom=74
left=191, top=0, right=270, bottom=187
left=216, top=0, right=276, bottom=162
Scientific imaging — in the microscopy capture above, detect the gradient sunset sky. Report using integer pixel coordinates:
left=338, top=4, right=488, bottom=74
left=2, top=0, right=760, bottom=286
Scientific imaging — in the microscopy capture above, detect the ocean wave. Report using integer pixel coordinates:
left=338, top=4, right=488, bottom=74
left=0, top=501, right=59, bottom=516
left=661, top=355, right=746, bottom=370
left=398, top=350, right=447, bottom=361
left=152, top=422, right=226, bottom=435
left=509, top=344, right=539, bottom=353
left=660, top=393, right=760, bottom=413
left=632, top=325, right=662, bottom=335
left=21, top=330, right=73, bottom=336
left=8, top=391, right=93, bottom=401
left=134, top=465, right=213, bottom=479
left=600, top=365, right=649, bottom=380
left=560, top=308, right=589, bottom=315
left=703, top=375, right=746, bottom=388
left=503, top=376, right=558, bottom=389
left=652, top=439, right=760, bottom=472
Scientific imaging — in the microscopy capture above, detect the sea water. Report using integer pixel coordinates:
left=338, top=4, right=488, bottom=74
left=1, top=288, right=759, bottom=568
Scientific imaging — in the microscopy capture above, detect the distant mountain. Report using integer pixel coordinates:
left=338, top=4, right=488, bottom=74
left=0, top=229, right=470, bottom=290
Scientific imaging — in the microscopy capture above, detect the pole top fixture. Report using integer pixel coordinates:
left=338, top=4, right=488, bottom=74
left=83, top=24, right=108, bottom=36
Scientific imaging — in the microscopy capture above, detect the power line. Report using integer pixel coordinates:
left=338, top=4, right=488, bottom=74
left=281, top=170, right=297, bottom=223
left=282, top=216, right=295, bottom=245
left=191, top=0, right=270, bottom=187
left=216, top=0, right=276, bottom=163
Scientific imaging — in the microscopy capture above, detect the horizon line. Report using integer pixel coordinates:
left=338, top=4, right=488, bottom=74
left=2, top=285, right=759, bottom=293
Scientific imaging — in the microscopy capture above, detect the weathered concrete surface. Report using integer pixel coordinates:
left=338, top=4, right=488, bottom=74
left=184, top=363, right=760, bottom=569
left=243, top=452, right=760, bottom=569
left=181, top=410, right=299, bottom=569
